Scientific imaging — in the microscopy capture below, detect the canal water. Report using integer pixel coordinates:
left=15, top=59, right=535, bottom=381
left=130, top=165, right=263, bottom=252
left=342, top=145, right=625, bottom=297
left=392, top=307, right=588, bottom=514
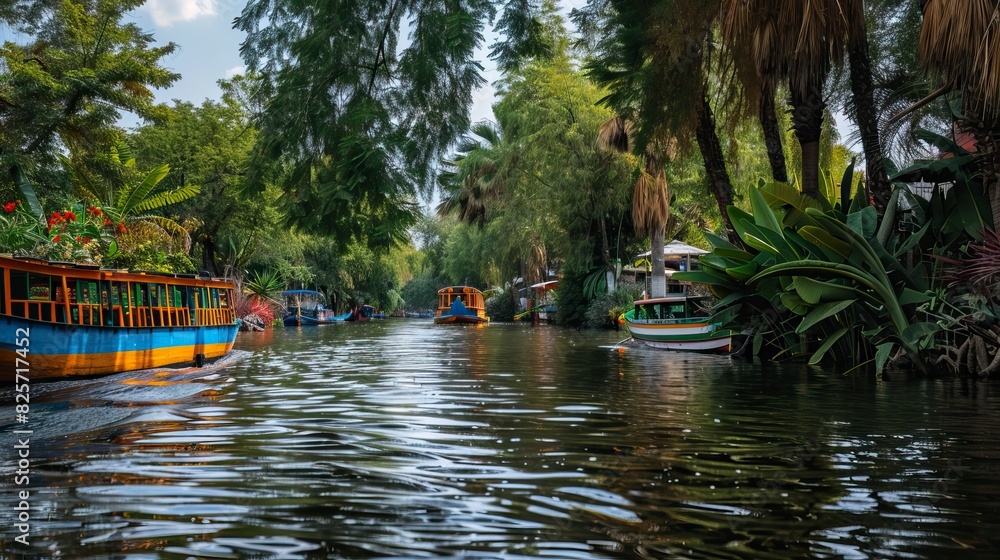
left=2, top=320, right=1000, bottom=558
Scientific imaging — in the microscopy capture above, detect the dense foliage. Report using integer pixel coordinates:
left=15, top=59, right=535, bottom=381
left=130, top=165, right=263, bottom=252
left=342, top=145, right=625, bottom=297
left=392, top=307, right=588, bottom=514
left=3, top=0, right=1000, bottom=373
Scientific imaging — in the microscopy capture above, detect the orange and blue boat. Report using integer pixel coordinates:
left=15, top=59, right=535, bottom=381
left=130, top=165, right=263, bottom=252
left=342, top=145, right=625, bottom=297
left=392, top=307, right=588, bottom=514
left=0, top=255, right=239, bottom=380
left=623, top=295, right=731, bottom=352
left=434, top=286, right=489, bottom=325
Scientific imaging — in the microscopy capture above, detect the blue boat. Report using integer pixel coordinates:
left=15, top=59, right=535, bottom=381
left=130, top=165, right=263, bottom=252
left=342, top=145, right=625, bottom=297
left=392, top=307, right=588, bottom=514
left=282, top=290, right=350, bottom=326
left=0, top=255, right=239, bottom=380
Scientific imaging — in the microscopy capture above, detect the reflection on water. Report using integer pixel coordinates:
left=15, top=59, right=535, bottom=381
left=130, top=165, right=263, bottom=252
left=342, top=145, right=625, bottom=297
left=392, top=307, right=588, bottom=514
left=2, top=321, right=1000, bottom=558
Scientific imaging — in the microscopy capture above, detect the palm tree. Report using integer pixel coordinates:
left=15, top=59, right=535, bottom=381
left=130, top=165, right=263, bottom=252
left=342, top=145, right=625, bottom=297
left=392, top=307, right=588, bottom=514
left=917, top=0, right=1000, bottom=222
left=598, top=117, right=670, bottom=299
left=720, top=0, right=857, bottom=199
left=436, top=121, right=517, bottom=227
left=578, top=0, right=739, bottom=242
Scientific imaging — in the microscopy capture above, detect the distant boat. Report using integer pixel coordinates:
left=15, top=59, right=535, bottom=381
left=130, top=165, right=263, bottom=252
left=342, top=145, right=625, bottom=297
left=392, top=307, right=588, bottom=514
left=361, top=304, right=384, bottom=319
left=434, top=286, right=489, bottom=325
left=282, top=290, right=350, bottom=326
left=0, top=255, right=239, bottom=380
left=623, top=294, right=731, bottom=352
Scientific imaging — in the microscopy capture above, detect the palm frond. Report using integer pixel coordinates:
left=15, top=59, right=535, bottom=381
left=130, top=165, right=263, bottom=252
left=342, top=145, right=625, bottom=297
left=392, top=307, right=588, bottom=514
left=132, top=214, right=192, bottom=252
left=133, top=183, right=201, bottom=213
left=117, top=163, right=170, bottom=215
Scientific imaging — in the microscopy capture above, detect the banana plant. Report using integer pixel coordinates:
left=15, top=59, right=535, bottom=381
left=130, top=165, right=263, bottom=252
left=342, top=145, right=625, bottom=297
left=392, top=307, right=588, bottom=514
left=64, top=142, right=201, bottom=249
left=677, top=167, right=940, bottom=374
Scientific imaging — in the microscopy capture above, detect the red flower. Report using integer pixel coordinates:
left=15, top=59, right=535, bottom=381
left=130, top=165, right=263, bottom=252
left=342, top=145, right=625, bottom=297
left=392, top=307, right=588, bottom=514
left=83, top=237, right=91, bottom=243
left=103, top=218, right=113, bottom=227
left=116, top=222, right=127, bottom=234
left=75, top=236, right=82, bottom=242
left=3, top=201, right=16, bottom=213
left=53, top=235, right=61, bottom=243
left=63, top=211, right=77, bottom=221
left=88, top=206, right=102, bottom=217
left=49, top=212, right=63, bottom=225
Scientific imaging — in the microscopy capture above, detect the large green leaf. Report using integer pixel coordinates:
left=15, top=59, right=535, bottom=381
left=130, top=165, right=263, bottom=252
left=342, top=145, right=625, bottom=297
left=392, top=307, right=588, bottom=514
left=901, top=322, right=941, bottom=350
left=715, top=247, right=756, bottom=261
left=893, top=220, right=931, bottom=257
left=898, top=288, right=932, bottom=306
left=875, top=342, right=895, bottom=375
left=118, top=164, right=170, bottom=215
left=839, top=160, right=855, bottom=211
left=799, top=226, right=852, bottom=260
left=11, top=165, right=43, bottom=218
left=740, top=219, right=799, bottom=260
left=780, top=292, right=810, bottom=315
left=725, top=261, right=759, bottom=281
left=792, top=276, right=859, bottom=305
left=846, top=206, right=877, bottom=240
left=796, top=300, right=856, bottom=334
left=806, top=209, right=893, bottom=288
left=704, top=231, right=740, bottom=251
left=750, top=187, right=783, bottom=233
left=953, top=182, right=991, bottom=238
left=875, top=187, right=900, bottom=246
left=728, top=206, right=754, bottom=242
left=808, top=327, right=849, bottom=365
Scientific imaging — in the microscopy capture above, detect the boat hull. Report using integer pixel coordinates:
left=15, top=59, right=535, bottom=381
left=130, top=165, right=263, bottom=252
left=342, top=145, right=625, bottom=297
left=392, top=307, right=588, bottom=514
left=625, top=319, right=732, bottom=352
left=433, top=314, right=488, bottom=325
left=283, top=312, right=350, bottom=326
left=0, top=315, right=238, bottom=380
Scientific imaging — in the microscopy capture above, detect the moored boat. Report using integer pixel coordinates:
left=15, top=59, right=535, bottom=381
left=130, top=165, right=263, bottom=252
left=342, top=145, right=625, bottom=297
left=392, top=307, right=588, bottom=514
left=623, top=294, right=731, bottom=352
left=282, top=290, right=350, bottom=326
left=434, top=286, right=489, bottom=325
left=361, top=304, right=384, bottom=319
left=0, top=255, right=239, bottom=380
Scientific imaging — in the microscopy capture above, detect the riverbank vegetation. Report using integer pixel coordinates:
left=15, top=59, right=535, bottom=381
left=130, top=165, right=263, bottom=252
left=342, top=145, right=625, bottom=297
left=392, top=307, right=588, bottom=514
left=2, top=0, right=999, bottom=376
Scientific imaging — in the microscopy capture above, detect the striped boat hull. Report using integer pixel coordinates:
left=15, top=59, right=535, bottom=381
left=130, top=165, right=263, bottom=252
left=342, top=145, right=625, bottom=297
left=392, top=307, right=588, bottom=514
left=1, top=315, right=238, bottom=380
left=624, top=319, right=732, bottom=352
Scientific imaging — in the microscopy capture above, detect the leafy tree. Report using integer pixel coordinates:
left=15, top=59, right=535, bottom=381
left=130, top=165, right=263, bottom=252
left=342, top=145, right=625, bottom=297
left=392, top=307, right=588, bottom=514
left=0, top=0, right=178, bottom=203
left=233, top=0, right=550, bottom=248
left=574, top=0, right=740, bottom=240
left=129, top=79, right=274, bottom=275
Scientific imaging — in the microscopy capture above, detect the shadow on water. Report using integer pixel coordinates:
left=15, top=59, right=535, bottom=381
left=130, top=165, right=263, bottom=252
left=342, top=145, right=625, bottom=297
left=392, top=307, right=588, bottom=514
left=2, top=320, right=1000, bottom=558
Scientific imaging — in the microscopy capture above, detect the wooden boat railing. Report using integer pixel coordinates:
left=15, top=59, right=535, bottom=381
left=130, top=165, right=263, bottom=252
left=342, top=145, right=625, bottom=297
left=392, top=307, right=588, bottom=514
left=7, top=299, right=234, bottom=327
left=197, top=308, right=235, bottom=326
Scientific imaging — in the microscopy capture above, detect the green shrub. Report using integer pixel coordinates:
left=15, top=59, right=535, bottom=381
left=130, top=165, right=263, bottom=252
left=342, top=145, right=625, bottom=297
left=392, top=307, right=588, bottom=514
left=585, top=281, right=644, bottom=329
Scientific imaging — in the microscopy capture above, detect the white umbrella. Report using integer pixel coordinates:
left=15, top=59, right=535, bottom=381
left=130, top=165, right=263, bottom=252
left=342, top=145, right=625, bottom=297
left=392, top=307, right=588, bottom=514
left=636, top=240, right=709, bottom=272
left=636, top=240, right=709, bottom=257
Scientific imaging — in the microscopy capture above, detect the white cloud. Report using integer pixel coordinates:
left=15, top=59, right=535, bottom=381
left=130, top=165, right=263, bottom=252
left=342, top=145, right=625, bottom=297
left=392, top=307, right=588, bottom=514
left=145, top=0, right=217, bottom=27
left=224, top=65, right=246, bottom=79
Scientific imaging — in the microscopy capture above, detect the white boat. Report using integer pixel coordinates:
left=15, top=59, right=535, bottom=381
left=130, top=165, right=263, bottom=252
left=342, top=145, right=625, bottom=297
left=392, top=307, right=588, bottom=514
left=623, top=295, right=731, bottom=352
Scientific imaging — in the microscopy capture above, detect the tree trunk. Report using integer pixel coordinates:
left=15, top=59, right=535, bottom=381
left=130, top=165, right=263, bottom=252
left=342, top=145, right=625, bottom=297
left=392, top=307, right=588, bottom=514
left=694, top=91, right=738, bottom=243
left=650, top=225, right=666, bottom=299
left=759, top=89, right=789, bottom=184
left=848, top=32, right=890, bottom=214
left=800, top=140, right=822, bottom=200
left=790, top=83, right=826, bottom=200
left=203, top=237, right=219, bottom=276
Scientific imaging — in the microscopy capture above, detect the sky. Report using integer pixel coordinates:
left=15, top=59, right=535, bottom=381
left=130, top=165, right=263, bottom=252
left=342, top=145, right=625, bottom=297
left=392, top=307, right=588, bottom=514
left=118, top=0, right=589, bottom=128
